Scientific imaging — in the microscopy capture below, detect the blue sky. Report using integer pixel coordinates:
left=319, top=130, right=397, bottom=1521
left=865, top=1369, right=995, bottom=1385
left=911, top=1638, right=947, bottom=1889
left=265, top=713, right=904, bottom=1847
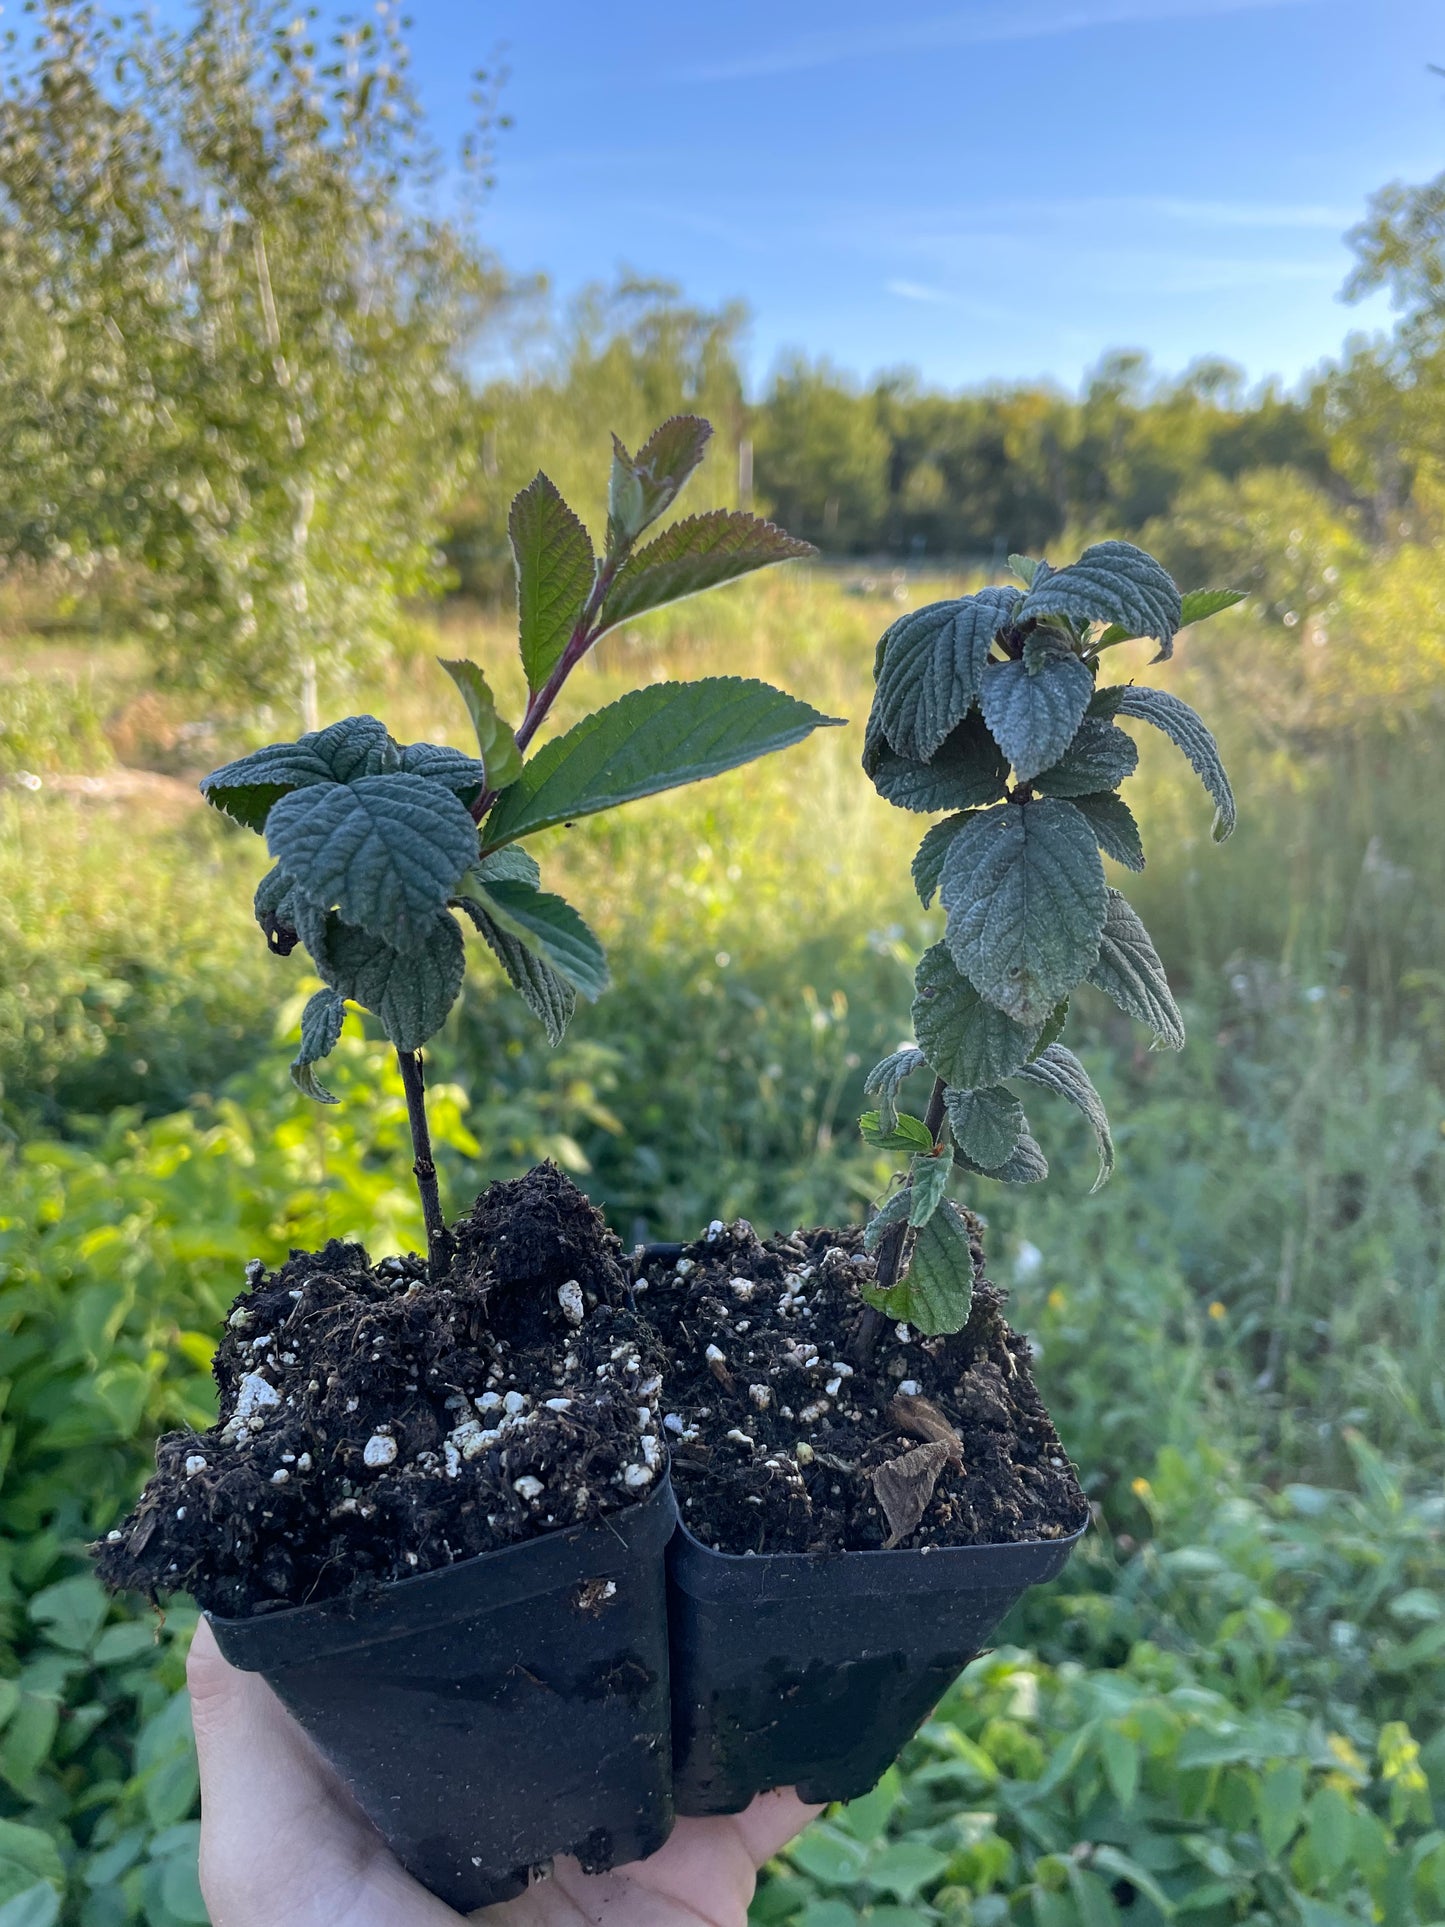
left=414, top=1, right=1438, bottom=393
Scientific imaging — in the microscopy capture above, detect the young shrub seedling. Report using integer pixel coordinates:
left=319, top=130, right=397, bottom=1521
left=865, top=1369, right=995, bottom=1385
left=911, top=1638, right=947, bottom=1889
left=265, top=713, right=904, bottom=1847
left=200, top=418, right=838, bottom=1271
left=856, top=543, right=1243, bottom=1346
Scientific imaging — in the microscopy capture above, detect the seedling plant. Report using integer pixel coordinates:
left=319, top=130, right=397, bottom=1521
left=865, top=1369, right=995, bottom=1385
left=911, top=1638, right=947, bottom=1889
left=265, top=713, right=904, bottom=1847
left=200, top=418, right=836, bottom=1269
left=856, top=543, right=1242, bottom=1349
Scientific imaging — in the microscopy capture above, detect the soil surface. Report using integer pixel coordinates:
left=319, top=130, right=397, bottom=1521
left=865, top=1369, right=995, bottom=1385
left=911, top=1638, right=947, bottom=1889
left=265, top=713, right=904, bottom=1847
left=645, top=1215, right=1088, bottom=1556
left=95, top=1166, right=666, bottom=1616
left=97, top=1168, right=1086, bottom=1615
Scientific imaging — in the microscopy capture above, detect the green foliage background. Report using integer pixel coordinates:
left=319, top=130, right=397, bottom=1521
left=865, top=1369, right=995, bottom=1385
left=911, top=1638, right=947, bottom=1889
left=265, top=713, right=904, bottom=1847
left=2, top=6, right=1445, bottom=1918
left=3, top=568, right=1445, bottom=1924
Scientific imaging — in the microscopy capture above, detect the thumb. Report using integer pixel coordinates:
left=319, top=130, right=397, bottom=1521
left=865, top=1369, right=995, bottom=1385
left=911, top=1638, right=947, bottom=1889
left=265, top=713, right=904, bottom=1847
left=188, top=1618, right=457, bottom=1927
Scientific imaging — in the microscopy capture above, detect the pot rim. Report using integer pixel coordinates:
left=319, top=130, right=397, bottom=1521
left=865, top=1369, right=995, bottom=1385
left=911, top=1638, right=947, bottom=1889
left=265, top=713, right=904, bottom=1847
left=209, top=1471, right=676, bottom=1671
left=667, top=1507, right=1089, bottom=1604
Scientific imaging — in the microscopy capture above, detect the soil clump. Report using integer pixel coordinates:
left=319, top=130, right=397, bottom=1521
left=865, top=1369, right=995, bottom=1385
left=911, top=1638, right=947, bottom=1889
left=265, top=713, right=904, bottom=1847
left=95, top=1165, right=665, bottom=1616
left=646, top=1214, right=1087, bottom=1556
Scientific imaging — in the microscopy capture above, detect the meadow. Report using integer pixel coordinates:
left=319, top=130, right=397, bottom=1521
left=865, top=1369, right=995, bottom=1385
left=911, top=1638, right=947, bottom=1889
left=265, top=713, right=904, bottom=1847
left=2, top=570, right=1444, bottom=1925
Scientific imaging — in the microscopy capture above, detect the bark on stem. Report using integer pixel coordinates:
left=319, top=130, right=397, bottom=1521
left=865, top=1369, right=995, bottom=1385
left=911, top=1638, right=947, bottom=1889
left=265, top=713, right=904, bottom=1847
left=397, top=1048, right=450, bottom=1278
left=849, top=1075, right=949, bottom=1368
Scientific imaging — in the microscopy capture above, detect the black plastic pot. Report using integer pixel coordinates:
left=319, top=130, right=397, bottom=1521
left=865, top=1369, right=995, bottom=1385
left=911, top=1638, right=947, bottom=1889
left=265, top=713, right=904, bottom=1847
left=209, top=1474, right=678, bottom=1912
left=667, top=1515, right=1087, bottom=1814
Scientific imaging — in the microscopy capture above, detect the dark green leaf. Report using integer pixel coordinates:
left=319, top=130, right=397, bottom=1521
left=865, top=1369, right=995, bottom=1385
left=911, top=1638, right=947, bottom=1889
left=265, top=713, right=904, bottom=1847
left=944, top=1085, right=1025, bottom=1169
left=1015, top=1042, right=1115, bottom=1189
left=482, top=677, right=841, bottom=847
left=859, top=1110, right=935, bottom=1153
left=911, top=812, right=973, bottom=907
left=290, top=987, right=346, bottom=1104
left=28, top=1576, right=106, bottom=1654
left=508, top=473, right=595, bottom=692
left=866, top=710, right=1009, bottom=814
left=863, top=1047, right=927, bottom=1135
left=453, top=895, right=575, bottom=1045
left=953, top=1126, right=1049, bottom=1184
left=912, top=942, right=1042, bottom=1088
left=474, top=845, right=542, bottom=888
left=1070, top=791, right=1145, bottom=871
left=1035, top=998, right=1070, bottom=1054
left=940, top=800, right=1107, bottom=1025
left=908, top=1150, right=952, bottom=1224
left=300, top=907, right=465, bottom=1052
left=979, top=650, right=1093, bottom=783
left=1020, top=540, right=1183, bottom=660
left=1032, top=718, right=1138, bottom=797
left=436, top=661, right=524, bottom=792
left=253, top=865, right=301, bottom=952
left=201, top=715, right=396, bottom=831
left=267, top=772, right=479, bottom=951
left=871, top=589, right=1019, bottom=761
left=863, top=1185, right=914, bottom=1253
left=456, top=875, right=608, bottom=1000
left=863, top=1198, right=976, bottom=1335
left=1089, top=887, right=1185, bottom=1048
left=398, top=739, right=488, bottom=806
left=605, top=416, right=713, bottom=553
left=1095, top=684, right=1236, bottom=840
left=598, top=511, right=815, bottom=632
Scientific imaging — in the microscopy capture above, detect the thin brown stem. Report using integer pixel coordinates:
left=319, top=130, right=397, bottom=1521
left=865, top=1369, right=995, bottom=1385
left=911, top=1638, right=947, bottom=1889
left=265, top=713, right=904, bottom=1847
left=470, top=554, right=625, bottom=828
left=397, top=1048, right=450, bottom=1278
left=849, top=1076, right=948, bottom=1369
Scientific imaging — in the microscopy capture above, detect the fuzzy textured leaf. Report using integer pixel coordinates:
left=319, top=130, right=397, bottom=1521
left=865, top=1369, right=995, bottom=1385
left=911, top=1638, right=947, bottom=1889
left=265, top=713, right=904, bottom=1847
left=457, top=875, right=608, bottom=1000
left=953, top=1126, right=1049, bottom=1183
left=473, top=845, right=541, bottom=889
left=201, top=714, right=396, bottom=831
left=944, top=1084, right=1026, bottom=1169
left=266, top=772, right=479, bottom=951
left=437, top=661, right=524, bottom=792
left=863, top=1185, right=914, bottom=1253
left=862, top=1198, right=976, bottom=1336
left=1031, top=718, right=1138, bottom=798
left=482, top=677, right=840, bottom=847
left=871, top=588, right=1019, bottom=761
left=598, top=511, right=814, bottom=632
left=1008, top=554, right=1043, bottom=587
left=979, top=650, right=1093, bottom=783
left=508, top=474, right=595, bottom=693
left=253, top=865, right=301, bottom=952
left=1015, top=1042, right=1116, bottom=1189
left=398, top=739, right=488, bottom=806
left=912, top=813, right=973, bottom=907
left=1020, top=540, right=1183, bottom=659
left=1070, top=790, right=1145, bottom=871
left=866, top=710, right=1009, bottom=814
left=907, top=1150, right=953, bottom=1225
left=863, top=1047, right=927, bottom=1135
left=1089, top=887, right=1185, bottom=1048
left=290, top=987, right=346, bottom=1104
left=1095, top=684, right=1236, bottom=840
left=912, top=942, right=1042, bottom=1088
left=300, top=907, right=465, bottom=1053
left=940, top=800, right=1107, bottom=1025
left=454, top=895, right=575, bottom=1045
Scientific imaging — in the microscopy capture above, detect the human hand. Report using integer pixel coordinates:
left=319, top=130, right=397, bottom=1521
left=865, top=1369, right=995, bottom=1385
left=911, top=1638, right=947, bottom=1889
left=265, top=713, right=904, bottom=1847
left=188, top=1617, right=820, bottom=1926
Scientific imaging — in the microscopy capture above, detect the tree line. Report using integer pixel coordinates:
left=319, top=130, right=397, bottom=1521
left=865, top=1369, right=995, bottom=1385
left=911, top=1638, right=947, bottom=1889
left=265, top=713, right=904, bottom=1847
left=1, top=2, right=1443, bottom=724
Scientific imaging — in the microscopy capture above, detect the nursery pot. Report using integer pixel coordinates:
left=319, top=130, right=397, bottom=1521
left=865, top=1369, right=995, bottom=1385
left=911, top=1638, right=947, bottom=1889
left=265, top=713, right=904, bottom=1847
left=667, top=1514, right=1087, bottom=1814
left=209, top=1473, right=678, bottom=1912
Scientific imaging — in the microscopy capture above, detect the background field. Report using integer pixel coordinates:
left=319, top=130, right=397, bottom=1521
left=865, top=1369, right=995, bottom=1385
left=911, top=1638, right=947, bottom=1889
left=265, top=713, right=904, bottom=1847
left=2, top=5, right=1445, bottom=1917
left=3, top=562, right=1445, bottom=1925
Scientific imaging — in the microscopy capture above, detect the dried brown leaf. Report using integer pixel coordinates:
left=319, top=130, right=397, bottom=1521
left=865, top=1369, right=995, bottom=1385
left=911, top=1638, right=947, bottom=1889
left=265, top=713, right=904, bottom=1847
left=888, top=1393, right=966, bottom=1466
left=872, top=1439, right=953, bottom=1548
